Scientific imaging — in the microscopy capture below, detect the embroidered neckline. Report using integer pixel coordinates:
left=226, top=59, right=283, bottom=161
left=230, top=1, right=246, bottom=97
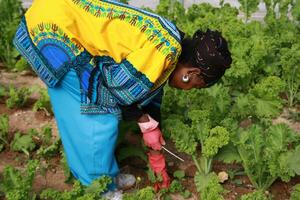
left=70, top=0, right=181, bottom=65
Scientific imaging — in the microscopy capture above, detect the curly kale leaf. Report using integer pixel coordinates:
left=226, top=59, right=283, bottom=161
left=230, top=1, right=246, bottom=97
left=84, top=176, right=112, bottom=195
left=280, top=44, right=300, bottom=107
left=188, top=109, right=211, bottom=142
left=163, top=116, right=197, bottom=155
left=291, top=184, right=300, bottom=200
left=292, top=0, right=300, bottom=21
left=0, top=160, right=39, bottom=200
left=40, top=181, right=84, bottom=200
left=251, top=76, right=285, bottom=118
left=232, top=76, right=285, bottom=121
left=33, top=88, right=52, bottom=114
left=11, top=132, right=36, bottom=155
left=40, top=176, right=111, bottom=200
left=215, top=142, right=242, bottom=164
left=265, top=124, right=300, bottom=182
left=0, top=114, right=9, bottom=152
left=234, top=125, right=268, bottom=189
left=202, top=126, right=230, bottom=158
left=235, top=123, right=300, bottom=190
left=123, top=187, right=155, bottom=200
left=251, top=76, right=285, bottom=100
left=240, top=190, right=270, bottom=200
left=194, top=172, right=224, bottom=200
left=6, top=86, right=30, bottom=109
left=238, top=0, right=260, bottom=20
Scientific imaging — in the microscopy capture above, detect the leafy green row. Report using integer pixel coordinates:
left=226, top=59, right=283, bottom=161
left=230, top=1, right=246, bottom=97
left=158, top=0, right=300, bottom=199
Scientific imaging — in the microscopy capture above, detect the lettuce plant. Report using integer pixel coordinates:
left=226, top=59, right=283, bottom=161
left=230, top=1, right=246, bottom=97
left=0, top=160, right=39, bottom=200
left=290, top=184, right=300, bottom=200
left=40, top=176, right=112, bottom=200
left=6, top=86, right=31, bottom=109
left=0, top=114, right=9, bottom=152
left=163, top=110, right=229, bottom=199
left=233, top=124, right=300, bottom=191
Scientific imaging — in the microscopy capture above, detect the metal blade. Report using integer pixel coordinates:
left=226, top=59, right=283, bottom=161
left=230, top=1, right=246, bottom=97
left=161, top=146, right=185, bottom=162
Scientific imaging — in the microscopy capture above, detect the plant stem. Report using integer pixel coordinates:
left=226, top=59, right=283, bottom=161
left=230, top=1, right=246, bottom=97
left=192, top=155, right=203, bottom=174
left=206, top=158, right=212, bottom=174
left=262, top=176, right=277, bottom=191
left=0, top=136, right=8, bottom=144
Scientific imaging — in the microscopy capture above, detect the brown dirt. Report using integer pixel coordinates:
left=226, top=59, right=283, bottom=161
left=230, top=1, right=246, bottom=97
left=0, top=69, right=45, bottom=89
left=273, top=107, right=300, bottom=133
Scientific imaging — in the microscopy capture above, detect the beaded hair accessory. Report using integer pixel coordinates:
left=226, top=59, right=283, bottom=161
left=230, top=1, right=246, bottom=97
left=192, top=29, right=232, bottom=87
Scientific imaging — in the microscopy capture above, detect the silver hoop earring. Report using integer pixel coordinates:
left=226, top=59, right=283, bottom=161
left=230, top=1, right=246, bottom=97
left=182, top=75, right=190, bottom=83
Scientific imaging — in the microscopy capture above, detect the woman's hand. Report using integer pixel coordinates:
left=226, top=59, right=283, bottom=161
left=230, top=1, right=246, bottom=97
left=142, top=127, right=166, bottom=150
left=148, top=152, right=171, bottom=191
left=138, top=114, right=166, bottom=150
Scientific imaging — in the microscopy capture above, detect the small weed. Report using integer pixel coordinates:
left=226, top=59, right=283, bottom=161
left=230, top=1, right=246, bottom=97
left=6, top=86, right=31, bottom=109
left=0, top=114, right=9, bottom=152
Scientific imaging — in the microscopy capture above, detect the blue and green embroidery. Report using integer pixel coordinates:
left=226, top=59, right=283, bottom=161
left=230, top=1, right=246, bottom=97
left=29, top=23, right=83, bottom=57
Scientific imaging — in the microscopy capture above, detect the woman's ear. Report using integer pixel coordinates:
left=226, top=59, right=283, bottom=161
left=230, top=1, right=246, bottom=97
left=187, top=67, right=201, bottom=76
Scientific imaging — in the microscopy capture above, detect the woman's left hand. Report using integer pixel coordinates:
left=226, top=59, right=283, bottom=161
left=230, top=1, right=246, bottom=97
left=142, top=127, right=166, bottom=150
left=138, top=114, right=165, bottom=150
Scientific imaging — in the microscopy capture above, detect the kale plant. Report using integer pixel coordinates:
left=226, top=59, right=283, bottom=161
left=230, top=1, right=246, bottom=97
left=0, top=114, right=9, bottom=152
left=0, top=160, right=39, bottom=200
left=0, top=0, right=24, bottom=69
left=240, top=190, right=270, bottom=200
left=280, top=44, right=300, bottom=107
left=40, top=176, right=112, bottom=200
left=163, top=110, right=229, bottom=199
left=231, top=76, right=286, bottom=123
left=233, top=124, right=300, bottom=191
left=6, top=86, right=31, bottom=109
left=11, top=129, right=38, bottom=156
left=123, top=186, right=155, bottom=200
left=290, top=184, right=300, bottom=200
left=33, top=88, right=52, bottom=115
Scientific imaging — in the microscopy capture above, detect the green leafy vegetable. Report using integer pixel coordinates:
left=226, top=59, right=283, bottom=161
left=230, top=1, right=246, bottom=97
left=0, top=160, right=39, bottom=200
left=238, top=0, right=260, bottom=21
left=280, top=44, right=300, bottom=107
left=123, top=186, right=155, bottom=200
left=173, top=170, right=185, bottom=179
left=0, top=0, right=24, bottom=69
left=0, top=114, right=9, bottom=152
left=234, top=123, right=300, bottom=190
left=195, top=172, right=224, bottom=200
left=40, top=176, right=111, bottom=200
left=6, top=86, right=31, bottom=109
left=11, top=132, right=36, bottom=156
left=291, top=184, right=300, bottom=200
left=33, top=88, right=52, bottom=115
left=240, top=190, right=270, bottom=200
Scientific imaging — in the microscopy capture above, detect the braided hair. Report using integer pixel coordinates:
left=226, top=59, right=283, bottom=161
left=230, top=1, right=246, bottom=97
left=178, top=29, right=232, bottom=87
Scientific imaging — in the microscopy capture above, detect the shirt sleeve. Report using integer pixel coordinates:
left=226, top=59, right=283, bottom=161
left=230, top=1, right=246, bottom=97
left=119, top=87, right=164, bottom=122
left=141, top=88, right=164, bottom=124
left=96, top=44, right=174, bottom=106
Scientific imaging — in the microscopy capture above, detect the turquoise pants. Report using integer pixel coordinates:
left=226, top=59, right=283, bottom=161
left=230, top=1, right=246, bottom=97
left=48, top=69, right=119, bottom=188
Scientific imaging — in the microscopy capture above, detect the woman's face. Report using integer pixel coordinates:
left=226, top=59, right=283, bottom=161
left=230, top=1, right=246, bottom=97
left=168, top=62, right=207, bottom=90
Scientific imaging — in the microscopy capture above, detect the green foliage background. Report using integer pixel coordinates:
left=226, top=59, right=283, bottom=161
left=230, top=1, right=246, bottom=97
left=158, top=0, right=300, bottom=198
left=0, top=0, right=29, bottom=70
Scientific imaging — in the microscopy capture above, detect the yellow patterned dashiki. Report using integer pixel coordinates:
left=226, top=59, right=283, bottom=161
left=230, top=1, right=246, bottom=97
left=24, top=0, right=182, bottom=90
